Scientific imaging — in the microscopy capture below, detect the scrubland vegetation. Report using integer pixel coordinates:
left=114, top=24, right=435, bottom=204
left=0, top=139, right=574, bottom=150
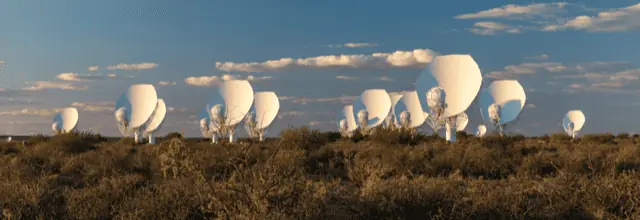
left=1, top=128, right=639, bottom=219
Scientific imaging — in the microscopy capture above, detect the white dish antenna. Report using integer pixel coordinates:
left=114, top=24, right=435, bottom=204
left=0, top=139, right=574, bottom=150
left=142, top=99, right=167, bottom=144
left=384, top=92, right=404, bottom=129
left=563, top=110, right=585, bottom=139
left=52, top=107, right=79, bottom=134
left=478, top=80, right=526, bottom=135
left=475, top=125, right=487, bottom=137
left=352, top=89, right=392, bottom=135
left=393, top=90, right=427, bottom=129
left=337, top=105, right=358, bottom=138
left=415, top=54, right=482, bottom=118
left=444, top=112, right=469, bottom=142
left=415, top=55, right=482, bottom=143
left=244, top=91, right=280, bottom=142
left=115, top=84, right=158, bottom=143
left=208, top=80, right=254, bottom=143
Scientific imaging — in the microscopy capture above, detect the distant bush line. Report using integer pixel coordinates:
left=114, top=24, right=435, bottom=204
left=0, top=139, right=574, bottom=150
left=0, top=128, right=638, bottom=219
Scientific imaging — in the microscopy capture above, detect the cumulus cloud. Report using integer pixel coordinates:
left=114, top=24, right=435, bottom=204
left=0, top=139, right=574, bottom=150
left=184, top=74, right=273, bottom=87
left=455, top=3, right=569, bottom=19
left=158, top=81, right=176, bottom=86
left=329, top=42, right=378, bottom=48
left=106, top=62, right=158, bottom=71
left=56, top=72, right=105, bottom=82
left=454, top=2, right=567, bottom=19
left=88, top=66, right=99, bottom=71
left=214, top=49, right=438, bottom=73
left=544, top=3, right=640, bottom=32
left=469, top=22, right=521, bottom=35
left=487, top=62, right=567, bottom=79
left=56, top=72, right=131, bottom=82
left=22, top=81, right=88, bottom=91
left=336, top=75, right=358, bottom=80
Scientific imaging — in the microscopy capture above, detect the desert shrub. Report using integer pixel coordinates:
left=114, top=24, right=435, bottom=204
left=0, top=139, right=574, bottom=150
left=550, top=132, right=572, bottom=143
left=164, top=132, right=183, bottom=140
left=28, top=134, right=49, bottom=144
left=617, top=132, right=630, bottom=139
left=581, top=133, right=616, bottom=145
left=1, top=130, right=640, bottom=219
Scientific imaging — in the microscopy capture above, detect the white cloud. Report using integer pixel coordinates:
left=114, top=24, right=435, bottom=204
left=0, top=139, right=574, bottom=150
left=375, top=76, right=393, bottom=81
left=22, top=81, right=88, bottom=91
left=329, top=42, right=378, bottom=48
left=336, top=75, right=357, bottom=80
left=277, top=111, right=305, bottom=119
left=487, top=62, right=567, bottom=79
left=88, top=66, right=99, bottom=71
left=184, top=76, right=221, bottom=87
left=291, top=95, right=358, bottom=105
left=454, top=2, right=567, bottom=19
left=56, top=72, right=131, bottom=81
left=158, top=81, right=176, bottom=86
left=545, top=3, right=640, bottom=32
left=106, top=62, right=158, bottom=71
left=455, top=3, right=568, bottom=19
left=70, top=101, right=115, bottom=112
left=525, top=104, right=536, bottom=108
left=278, top=96, right=296, bottom=101
left=468, top=22, right=521, bottom=35
left=184, top=74, right=273, bottom=87
left=214, top=48, right=438, bottom=73
left=525, top=54, right=549, bottom=61
left=0, top=108, right=59, bottom=116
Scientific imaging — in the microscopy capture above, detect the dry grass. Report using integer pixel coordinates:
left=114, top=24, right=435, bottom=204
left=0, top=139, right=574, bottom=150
left=0, top=129, right=639, bottom=219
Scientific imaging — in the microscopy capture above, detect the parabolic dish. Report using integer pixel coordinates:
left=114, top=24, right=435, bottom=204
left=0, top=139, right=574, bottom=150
left=455, top=112, right=469, bottom=131
left=393, top=90, right=427, bottom=128
left=387, top=92, right=404, bottom=126
left=337, top=105, right=358, bottom=132
left=478, top=80, right=526, bottom=125
left=120, top=84, right=158, bottom=128
left=563, top=110, right=585, bottom=133
left=52, top=107, right=79, bottom=133
left=415, top=54, right=483, bottom=118
left=199, top=106, right=212, bottom=137
left=476, top=125, right=487, bottom=137
left=143, top=99, right=167, bottom=135
left=251, top=91, right=280, bottom=129
left=352, top=89, right=392, bottom=129
left=209, top=80, right=254, bottom=126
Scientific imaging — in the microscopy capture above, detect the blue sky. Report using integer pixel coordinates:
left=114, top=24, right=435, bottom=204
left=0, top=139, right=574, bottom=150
left=1, top=0, right=639, bottom=137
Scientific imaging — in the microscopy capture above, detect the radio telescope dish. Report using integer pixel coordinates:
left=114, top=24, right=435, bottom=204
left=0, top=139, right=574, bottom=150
left=115, top=84, right=158, bottom=143
left=244, top=91, right=280, bottom=142
left=563, top=110, right=585, bottom=139
left=337, top=105, right=358, bottom=138
left=478, top=80, right=526, bottom=135
left=415, top=54, right=482, bottom=118
left=208, top=80, right=254, bottom=143
left=52, top=107, right=79, bottom=134
left=142, top=99, right=167, bottom=144
left=393, top=90, right=426, bottom=129
left=384, top=92, right=404, bottom=129
left=352, top=89, right=392, bottom=135
left=476, top=125, right=487, bottom=137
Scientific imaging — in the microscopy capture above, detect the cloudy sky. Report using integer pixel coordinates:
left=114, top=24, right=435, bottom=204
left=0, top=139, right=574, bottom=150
left=1, top=1, right=639, bottom=137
